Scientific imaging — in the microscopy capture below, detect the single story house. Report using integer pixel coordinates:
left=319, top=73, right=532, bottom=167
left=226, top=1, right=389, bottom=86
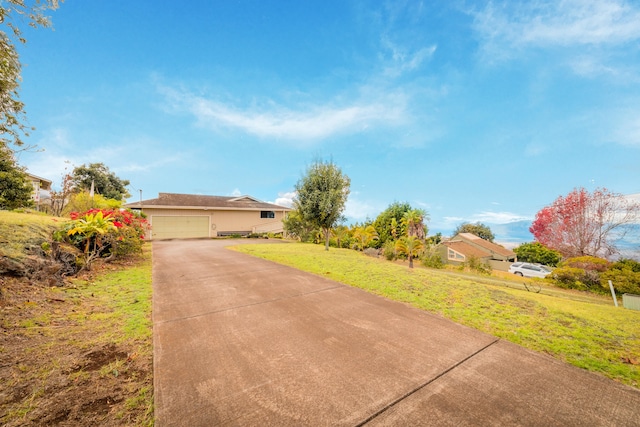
left=438, top=232, right=516, bottom=271
left=124, top=193, right=291, bottom=240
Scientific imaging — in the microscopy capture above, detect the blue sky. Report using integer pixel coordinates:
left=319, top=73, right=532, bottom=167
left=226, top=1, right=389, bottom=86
left=15, top=1, right=640, bottom=244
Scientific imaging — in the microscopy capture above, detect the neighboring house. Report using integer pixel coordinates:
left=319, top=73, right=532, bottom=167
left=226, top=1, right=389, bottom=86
left=438, top=232, right=517, bottom=271
left=124, top=193, right=291, bottom=240
left=26, top=173, right=52, bottom=210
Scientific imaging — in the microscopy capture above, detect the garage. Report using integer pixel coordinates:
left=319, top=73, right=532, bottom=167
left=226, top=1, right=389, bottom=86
left=151, top=216, right=210, bottom=240
left=125, top=193, right=291, bottom=240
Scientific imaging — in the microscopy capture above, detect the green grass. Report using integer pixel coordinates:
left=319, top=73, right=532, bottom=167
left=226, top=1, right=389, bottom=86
left=233, top=243, right=640, bottom=388
left=70, top=262, right=154, bottom=342
left=0, top=210, right=64, bottom=260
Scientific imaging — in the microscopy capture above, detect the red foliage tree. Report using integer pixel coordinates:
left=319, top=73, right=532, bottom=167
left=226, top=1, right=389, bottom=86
left=530, top=188, right=640, bottom=258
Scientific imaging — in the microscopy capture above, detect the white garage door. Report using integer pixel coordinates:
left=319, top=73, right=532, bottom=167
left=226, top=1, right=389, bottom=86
left=151, top=216, right=210, bottom=240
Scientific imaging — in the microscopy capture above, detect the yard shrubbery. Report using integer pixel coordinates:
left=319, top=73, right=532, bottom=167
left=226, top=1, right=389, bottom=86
left=55, top=208, right=149, bottom=271
left=600, top=259, right=640, bottom=295
left=548, top=256, right=640, bottom=295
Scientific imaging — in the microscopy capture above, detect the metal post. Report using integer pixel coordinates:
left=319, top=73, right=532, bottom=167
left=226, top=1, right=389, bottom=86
left=608, top=280, right=618, bottom=307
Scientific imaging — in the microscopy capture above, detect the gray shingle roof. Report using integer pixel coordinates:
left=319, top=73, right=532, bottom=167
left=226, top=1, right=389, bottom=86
left=125, top=193, right=291, bottom=211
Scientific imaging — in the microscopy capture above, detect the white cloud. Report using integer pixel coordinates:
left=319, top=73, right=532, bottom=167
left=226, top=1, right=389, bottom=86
left=443, top=216, right=465, bottom=223
left=569, top=55, right=619, bottom=78
left=470, top=211, right=532, bottom=224
left=613, top=113, right=640, bottom=146
left=274, top=191, right=296, bottom=208
left=381, top=36, right=437, bottom=77
left=21, top=126, right=188, bottom=190
left=439, top=211, right=531, bottom=229
left=268, top=192, right=380, bottom=221
left=344, top=197, right=382, bottom=222
left=22, top=154, right=74, bottom=190
left=160, top=86, right=407, bottom=145
left=471, top=0, right=640, bottom=73
left=524, top=142, right=548, bottom=156
left=473, top=0, right=640, bottom=49
left=119, top=156, right=181, bottom=173
left=230, top=188, right=242, bottom=197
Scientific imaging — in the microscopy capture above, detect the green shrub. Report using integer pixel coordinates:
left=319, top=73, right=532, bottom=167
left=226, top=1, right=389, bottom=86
left=549, top=255, right=610, bottom=293
left=611, top=258, right=640, bottom=272
left=460, top=255, right=491, bottom=275
left=563, top=256, right=610, bottom=272
left=549, top=266, right=591, bottom=291
left=248, top=232, right=271, bottom=239
left=601, top=259, right=640, bottom=294
left=382, top=240, right=396, bottom=261
left=55, top=208, right=149, bottom=270
left=421, top=247, right=444, bottom=269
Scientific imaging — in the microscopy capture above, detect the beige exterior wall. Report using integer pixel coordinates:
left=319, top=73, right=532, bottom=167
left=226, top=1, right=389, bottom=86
left=144, top=207, right=288, bottom=240
left=211, top=210, right=287, bottom=235
left=488, top=259, right=512, bottom=272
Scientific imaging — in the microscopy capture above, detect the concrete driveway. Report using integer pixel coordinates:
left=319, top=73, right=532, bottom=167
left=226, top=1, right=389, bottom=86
left=152, top=240, right=640, bottom=426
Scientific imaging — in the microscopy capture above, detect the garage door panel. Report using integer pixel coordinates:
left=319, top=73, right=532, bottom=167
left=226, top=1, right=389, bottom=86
left=152, top=216, right=209, bottom=239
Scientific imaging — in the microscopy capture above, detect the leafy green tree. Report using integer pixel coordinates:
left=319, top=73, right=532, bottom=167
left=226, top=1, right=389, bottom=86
left=513, top=242, right=562, bottom=267
left=1, top=1, right=61, bottom=150
left=395, top=236, right=424, bottom=268
left=283, top=209, right=317, bottom=242
left=294, top=159, right=350, bottom=251
left=402, top=209, right=428, bottom=240
left=71, top=163, right=131, bottom=201
left=0, top=146, right=33, bottom=209
left=453, top=222, right=495, bottom=242
left=372, top=201, right=411, bottom=245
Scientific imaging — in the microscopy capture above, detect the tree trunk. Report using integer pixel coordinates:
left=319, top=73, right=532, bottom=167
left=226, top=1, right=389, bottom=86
left=324, top=228, right=330, bottom=251
left=409, top=254, right=414, bottom=268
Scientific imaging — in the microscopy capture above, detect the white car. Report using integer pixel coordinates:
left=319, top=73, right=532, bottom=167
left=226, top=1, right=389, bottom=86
left=508, top=262, right=552, bottom=278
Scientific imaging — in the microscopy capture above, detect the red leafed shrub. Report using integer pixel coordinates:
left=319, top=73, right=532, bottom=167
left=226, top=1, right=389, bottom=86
left=60, top=208, right=149, bottom=269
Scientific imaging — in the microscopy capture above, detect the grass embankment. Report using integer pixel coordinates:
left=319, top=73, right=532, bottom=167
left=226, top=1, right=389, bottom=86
left=0, top=210, right=63, bottom=260
left=0, top=210, right=154, bottom=426
left=234, top=243, right=640, bottom=389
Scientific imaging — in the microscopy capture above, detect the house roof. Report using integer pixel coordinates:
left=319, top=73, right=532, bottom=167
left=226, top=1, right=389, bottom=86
left=443, top=241, right=491, bottom=259
left=456, top=233, right=515, bottom=258
left=125, top=193, right=291, bottom=211
left=26, top=173, right=52, bottom=190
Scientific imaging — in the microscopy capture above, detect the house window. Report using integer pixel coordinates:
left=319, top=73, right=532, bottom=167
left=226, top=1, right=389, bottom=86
left=448, top=249, right=465, bottom=261
left=260, top=211, right=275, bottom=219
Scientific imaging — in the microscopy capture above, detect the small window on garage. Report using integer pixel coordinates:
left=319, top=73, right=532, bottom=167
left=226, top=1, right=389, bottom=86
left=260, top=211, right=275, bottom=219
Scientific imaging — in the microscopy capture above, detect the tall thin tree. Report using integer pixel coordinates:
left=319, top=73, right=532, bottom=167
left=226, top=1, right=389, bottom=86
left=294, top=159, right=350, bottom=251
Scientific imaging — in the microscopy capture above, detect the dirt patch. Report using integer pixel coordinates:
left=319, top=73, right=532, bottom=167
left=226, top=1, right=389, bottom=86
left=0, top=260, right=153, bottom=426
